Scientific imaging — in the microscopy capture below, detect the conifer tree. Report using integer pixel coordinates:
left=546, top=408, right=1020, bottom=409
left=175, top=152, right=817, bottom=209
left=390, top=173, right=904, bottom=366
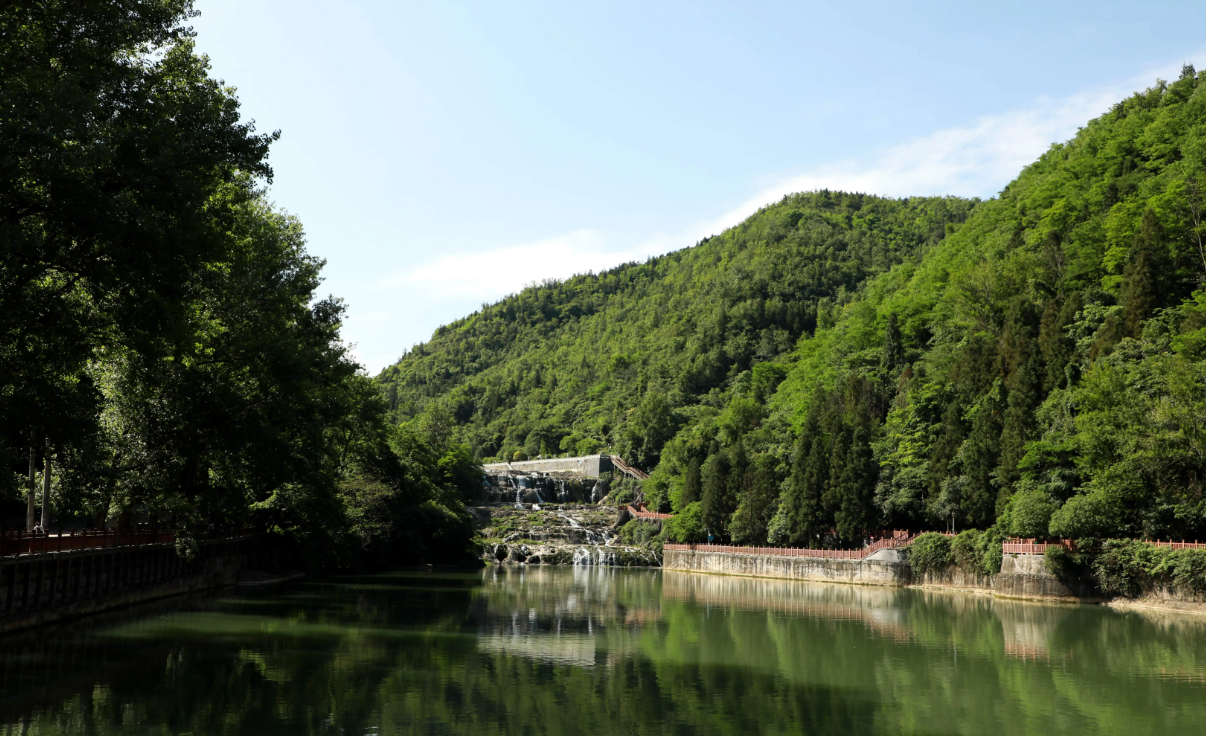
left=1038, top=296, right=1080, bottom=392
left=960, top=386, right=1004, bottom=528
left=823, top=425, right=851, bottom=519
left=835, top=427, right=879, bottom=545
left=797, top=427, right=832, bottom=546
left=997, top=352, right=1042, bottom=502
left=1121, top=207, right=1169, bottom=337
left=727, top=440, right=751, bottom=506
left=730, top=455, right=781, bottom=545
left=927, top=399, right=965, bottom=501
left=777, top=418, right=818, bottom=545
left=882, top=313, right=905, bottom=376
left=701, top=449, right=733, bottom=538
left=681, top=457, right=702, bottom=506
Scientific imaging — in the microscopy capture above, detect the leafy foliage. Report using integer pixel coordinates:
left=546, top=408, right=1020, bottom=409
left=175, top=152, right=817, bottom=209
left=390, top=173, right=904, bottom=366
left=383, top=64, right=1206, bottom=554
left=907, top=532, right=953, bottom=575
left=380, top=193, right=974, bottom=474
left=0, top=1, right=476, bottom=570
left=1092, top=539, right=1206, bottom=599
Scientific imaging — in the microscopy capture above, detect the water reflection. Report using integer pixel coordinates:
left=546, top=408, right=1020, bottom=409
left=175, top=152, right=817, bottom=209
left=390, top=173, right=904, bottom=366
left=1, top=568, right=1205, bottom=735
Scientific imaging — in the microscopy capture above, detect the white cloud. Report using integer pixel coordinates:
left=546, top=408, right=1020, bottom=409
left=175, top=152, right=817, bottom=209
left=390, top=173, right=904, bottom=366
left=645, top=56, right=1206, bottom=250
left=373, top=230, right=642, bottom=303
left=352, top=55, right=1206, bottom=372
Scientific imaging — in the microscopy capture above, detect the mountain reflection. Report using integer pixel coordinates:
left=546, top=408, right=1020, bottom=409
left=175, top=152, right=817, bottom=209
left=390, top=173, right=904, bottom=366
left=1, top=568, right=1205, bottom=735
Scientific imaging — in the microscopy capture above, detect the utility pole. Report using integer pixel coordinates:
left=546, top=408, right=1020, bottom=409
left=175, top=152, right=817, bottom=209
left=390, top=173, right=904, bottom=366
left=26, top=432, right=36, bottom=531
left=41, top=440, right=52, bottom=532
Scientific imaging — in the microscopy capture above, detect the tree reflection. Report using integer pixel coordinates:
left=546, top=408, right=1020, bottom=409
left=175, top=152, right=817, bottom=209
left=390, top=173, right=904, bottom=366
left=2, top=570, right=1205, bottom=735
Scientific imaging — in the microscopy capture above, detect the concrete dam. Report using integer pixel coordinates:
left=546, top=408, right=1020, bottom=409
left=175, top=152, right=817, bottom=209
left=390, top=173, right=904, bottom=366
left=482, top=454, right=647, bottom=480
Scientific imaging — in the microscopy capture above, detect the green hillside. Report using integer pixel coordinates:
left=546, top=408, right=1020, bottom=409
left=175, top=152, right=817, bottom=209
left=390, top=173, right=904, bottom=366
left=381, top=65, right=1206, bottom=548
left=379, top=193, right=976, bottom=464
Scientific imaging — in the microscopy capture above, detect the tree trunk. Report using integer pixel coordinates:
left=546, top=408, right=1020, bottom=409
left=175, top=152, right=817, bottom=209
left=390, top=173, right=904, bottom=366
left=26, top=441, right=36, bottom=531
left=41, top=447, right=51, bottom=531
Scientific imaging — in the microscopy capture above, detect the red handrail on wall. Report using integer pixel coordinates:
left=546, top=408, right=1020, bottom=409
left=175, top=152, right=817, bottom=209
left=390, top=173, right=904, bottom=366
left=0, top=527, right=255, bottom=558
left=1002, top=537, right=1206, bottom=554
left=627, top=505, right=674, bottom=520
left=664, top=530, right=922, bottom=560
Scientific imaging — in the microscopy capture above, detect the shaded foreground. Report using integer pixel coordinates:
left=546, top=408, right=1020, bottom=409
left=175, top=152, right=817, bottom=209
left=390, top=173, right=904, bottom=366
left=2, top=569, right=1206, bottom=735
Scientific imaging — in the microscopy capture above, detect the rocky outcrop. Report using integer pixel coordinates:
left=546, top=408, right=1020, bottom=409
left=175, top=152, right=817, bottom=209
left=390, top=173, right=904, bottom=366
left=470, top=505, right=660, bottom=567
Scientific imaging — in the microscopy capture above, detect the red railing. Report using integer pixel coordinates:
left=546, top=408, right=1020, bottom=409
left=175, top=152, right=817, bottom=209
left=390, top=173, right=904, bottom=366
left=0, top=527, right=255, bottom=558
left=1001, top=538, right=1077, bottom=555
left=665, top=530, right=921, bottom=561
left=1003, top=538, right=1206, bottom=555
left=1147, top=539, right=1206, bottom=550
left=627, top=505, right=674, bottom=520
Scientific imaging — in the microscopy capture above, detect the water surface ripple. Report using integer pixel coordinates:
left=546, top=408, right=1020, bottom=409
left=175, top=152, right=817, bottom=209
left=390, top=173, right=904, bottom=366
left=2, top=567, right=1205, bottom=735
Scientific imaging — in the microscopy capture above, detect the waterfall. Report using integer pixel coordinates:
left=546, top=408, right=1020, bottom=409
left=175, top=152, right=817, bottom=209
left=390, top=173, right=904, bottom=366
left=571, top=546, right=618, bottom=566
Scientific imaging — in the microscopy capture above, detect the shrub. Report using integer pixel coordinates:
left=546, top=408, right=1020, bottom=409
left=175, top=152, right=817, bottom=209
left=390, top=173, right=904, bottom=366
left=949, top=524, right=1007, bottom=576
left=950, top=529, right=982, bottom=574
left=1006, top=484, right=1056, bottom=538
left=908, top=532, right=952, bottom=575
left=1093, top=541, right=1206, bottom=598
left=972, top=521, right=1009, bottom=576
left=662, top=502, right=706, bottom=543
left=618, top=518, right=661, bottom=548
left=1093, top=539, right=1162, bottom=597
left=1165, top=549, right=1206, bottom=597
left=1043, top=546, right=1092, bottom=581
left=512, top=450, right=528, bottom=462
left=1049, top=493, right=1117, bottom=539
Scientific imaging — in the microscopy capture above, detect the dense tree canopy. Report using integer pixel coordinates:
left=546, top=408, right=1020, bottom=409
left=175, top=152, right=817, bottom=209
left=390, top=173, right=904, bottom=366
left=380, top=193, right=975, bottom=468
left=385, top=66, right=1206, bottom=547
left=0, top=0, right=477, bottom=569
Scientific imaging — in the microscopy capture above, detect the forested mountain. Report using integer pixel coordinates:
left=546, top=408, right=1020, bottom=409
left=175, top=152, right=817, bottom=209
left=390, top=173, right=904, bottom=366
left=383, top=65, right=1206, bottom=548
left=380, top=194, right=977, bottom=465
left=1, top=0, right=478, bottom=569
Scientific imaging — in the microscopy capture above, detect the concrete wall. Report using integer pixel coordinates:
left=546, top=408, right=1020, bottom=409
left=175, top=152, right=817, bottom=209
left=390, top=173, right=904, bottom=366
left=664, top=549, right=1089, bottom=601
left=0, top=538, right=244, bottom=635
left=916, top=566, right=995, bottom=591
left=483, top=455, right=614, bottom=478
left=994, top=552, right=1098, bottom=600
left=662, top=548, right=912, bottom=587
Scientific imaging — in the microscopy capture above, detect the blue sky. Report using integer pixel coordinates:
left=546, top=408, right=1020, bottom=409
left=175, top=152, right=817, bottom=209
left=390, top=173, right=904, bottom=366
left=191, top=1, right=1206, bottom=372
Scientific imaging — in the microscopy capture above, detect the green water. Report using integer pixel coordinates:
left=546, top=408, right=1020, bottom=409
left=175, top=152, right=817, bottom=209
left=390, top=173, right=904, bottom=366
left=2, top=568, right=1205, bottom=735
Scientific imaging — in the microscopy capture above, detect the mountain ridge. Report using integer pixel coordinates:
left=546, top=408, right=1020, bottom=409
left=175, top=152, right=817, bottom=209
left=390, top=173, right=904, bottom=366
left=380, top=66, right=1206, bottom=548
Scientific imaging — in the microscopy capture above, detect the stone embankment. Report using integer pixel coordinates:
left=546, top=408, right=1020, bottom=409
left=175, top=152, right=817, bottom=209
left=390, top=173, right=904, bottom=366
left=663, top=547, right=1100, bottom=603
left=470, top=505, right=659, bottom=567
left=666, top=546, right=911, bottom=585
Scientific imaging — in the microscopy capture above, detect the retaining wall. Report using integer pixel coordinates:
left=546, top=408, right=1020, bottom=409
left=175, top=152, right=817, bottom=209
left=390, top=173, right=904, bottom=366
left=662, top=547, right=912, bottom=586
left=992, top=552, right=1098, bottom=600
left=0, top=537, right=245, bottom=635
left=664, top=548, right=1090, bottom=601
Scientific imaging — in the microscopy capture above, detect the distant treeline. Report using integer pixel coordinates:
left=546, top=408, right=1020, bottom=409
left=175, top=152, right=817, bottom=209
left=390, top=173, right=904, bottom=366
left=383, top=66, right=1206, bottom=548
left=0, top=1, right=478, bottom=569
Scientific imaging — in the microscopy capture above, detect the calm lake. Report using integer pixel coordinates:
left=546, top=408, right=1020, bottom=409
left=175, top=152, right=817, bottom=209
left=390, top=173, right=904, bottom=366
left=2, top=567, right=1205, bottom=735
